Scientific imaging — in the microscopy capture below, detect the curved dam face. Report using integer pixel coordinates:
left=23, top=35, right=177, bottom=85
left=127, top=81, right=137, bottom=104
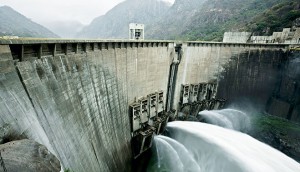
left=172, top=43, right=299, bottom=122
left=0, top=39, right=298, bottom=171
left=0, top=40, right=173, bottom=171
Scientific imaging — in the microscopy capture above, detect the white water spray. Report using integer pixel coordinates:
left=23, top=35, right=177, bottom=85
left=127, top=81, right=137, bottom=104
left=148, top=121, right=300, bottom=172
left=151, top=135, right=201, bottom=172
left=198, top=109, right=251, bottom=132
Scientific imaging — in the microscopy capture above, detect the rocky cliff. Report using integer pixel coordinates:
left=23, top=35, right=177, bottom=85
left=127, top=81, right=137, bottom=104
left=0, top=139, right=61, bottom=172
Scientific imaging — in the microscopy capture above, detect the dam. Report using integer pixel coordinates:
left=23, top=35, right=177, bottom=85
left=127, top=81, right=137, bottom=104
left=0, top=38, right=299, bottom=171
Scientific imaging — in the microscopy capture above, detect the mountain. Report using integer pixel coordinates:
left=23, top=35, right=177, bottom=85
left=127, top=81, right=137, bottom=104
left=246, top=1, right=300, bottom=36
left=148, top=0, right=293, bottom=41
left=144, top=0, right=205, bottom=40
left=77, top=0, right=171, bottom=39
left=76, top=0, right=300, bottom=41
left=42, top=20, right=85, bottom=38
left=0, top=6, right=58, bottom=38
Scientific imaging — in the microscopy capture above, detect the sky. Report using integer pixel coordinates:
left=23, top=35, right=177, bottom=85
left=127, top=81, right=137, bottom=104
left=0, top=0, right=175, bottom=25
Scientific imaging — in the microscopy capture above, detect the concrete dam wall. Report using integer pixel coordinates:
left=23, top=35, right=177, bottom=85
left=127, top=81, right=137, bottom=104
left=0, top=40, right=173, bottom=171
left=0, top=39, right=298, bottom=171
left=173, top=43, right=293, bottom=113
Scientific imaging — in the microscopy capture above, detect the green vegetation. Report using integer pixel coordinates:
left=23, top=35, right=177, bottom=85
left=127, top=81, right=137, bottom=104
left=153, top=0, right=300, bottom=41
left=246, top=1, right=300, bottom=35
left=252, top=114, right=300, bottom=134
left=249, top=114, right=300, bottom=162
left=73, top=0, right=300, bottom=41
left=158, top=0, right=286, bottom=41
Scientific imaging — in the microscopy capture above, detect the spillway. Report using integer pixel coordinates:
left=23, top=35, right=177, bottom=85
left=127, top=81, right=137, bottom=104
left=148, top=121, right=300, bottom=172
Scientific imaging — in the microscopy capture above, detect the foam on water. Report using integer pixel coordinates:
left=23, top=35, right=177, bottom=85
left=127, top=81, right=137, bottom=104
left=149, top=121, right=300, bottom=172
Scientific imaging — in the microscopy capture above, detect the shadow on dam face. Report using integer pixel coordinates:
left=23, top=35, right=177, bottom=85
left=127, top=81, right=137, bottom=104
left=0, top=39, right=299, bottom=171
left=217, top=49, right=300, bottom=121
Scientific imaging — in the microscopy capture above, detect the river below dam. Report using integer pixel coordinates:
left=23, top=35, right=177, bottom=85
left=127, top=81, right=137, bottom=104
left=145, top=109, right=300, bottom=172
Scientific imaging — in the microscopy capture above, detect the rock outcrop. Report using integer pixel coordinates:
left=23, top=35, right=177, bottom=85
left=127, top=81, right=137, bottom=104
left=0, top=139, right=61, bottom=172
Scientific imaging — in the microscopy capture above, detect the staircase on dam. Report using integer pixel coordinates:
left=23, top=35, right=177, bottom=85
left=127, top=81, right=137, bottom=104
left=0, top=38, right=299, bottom=171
